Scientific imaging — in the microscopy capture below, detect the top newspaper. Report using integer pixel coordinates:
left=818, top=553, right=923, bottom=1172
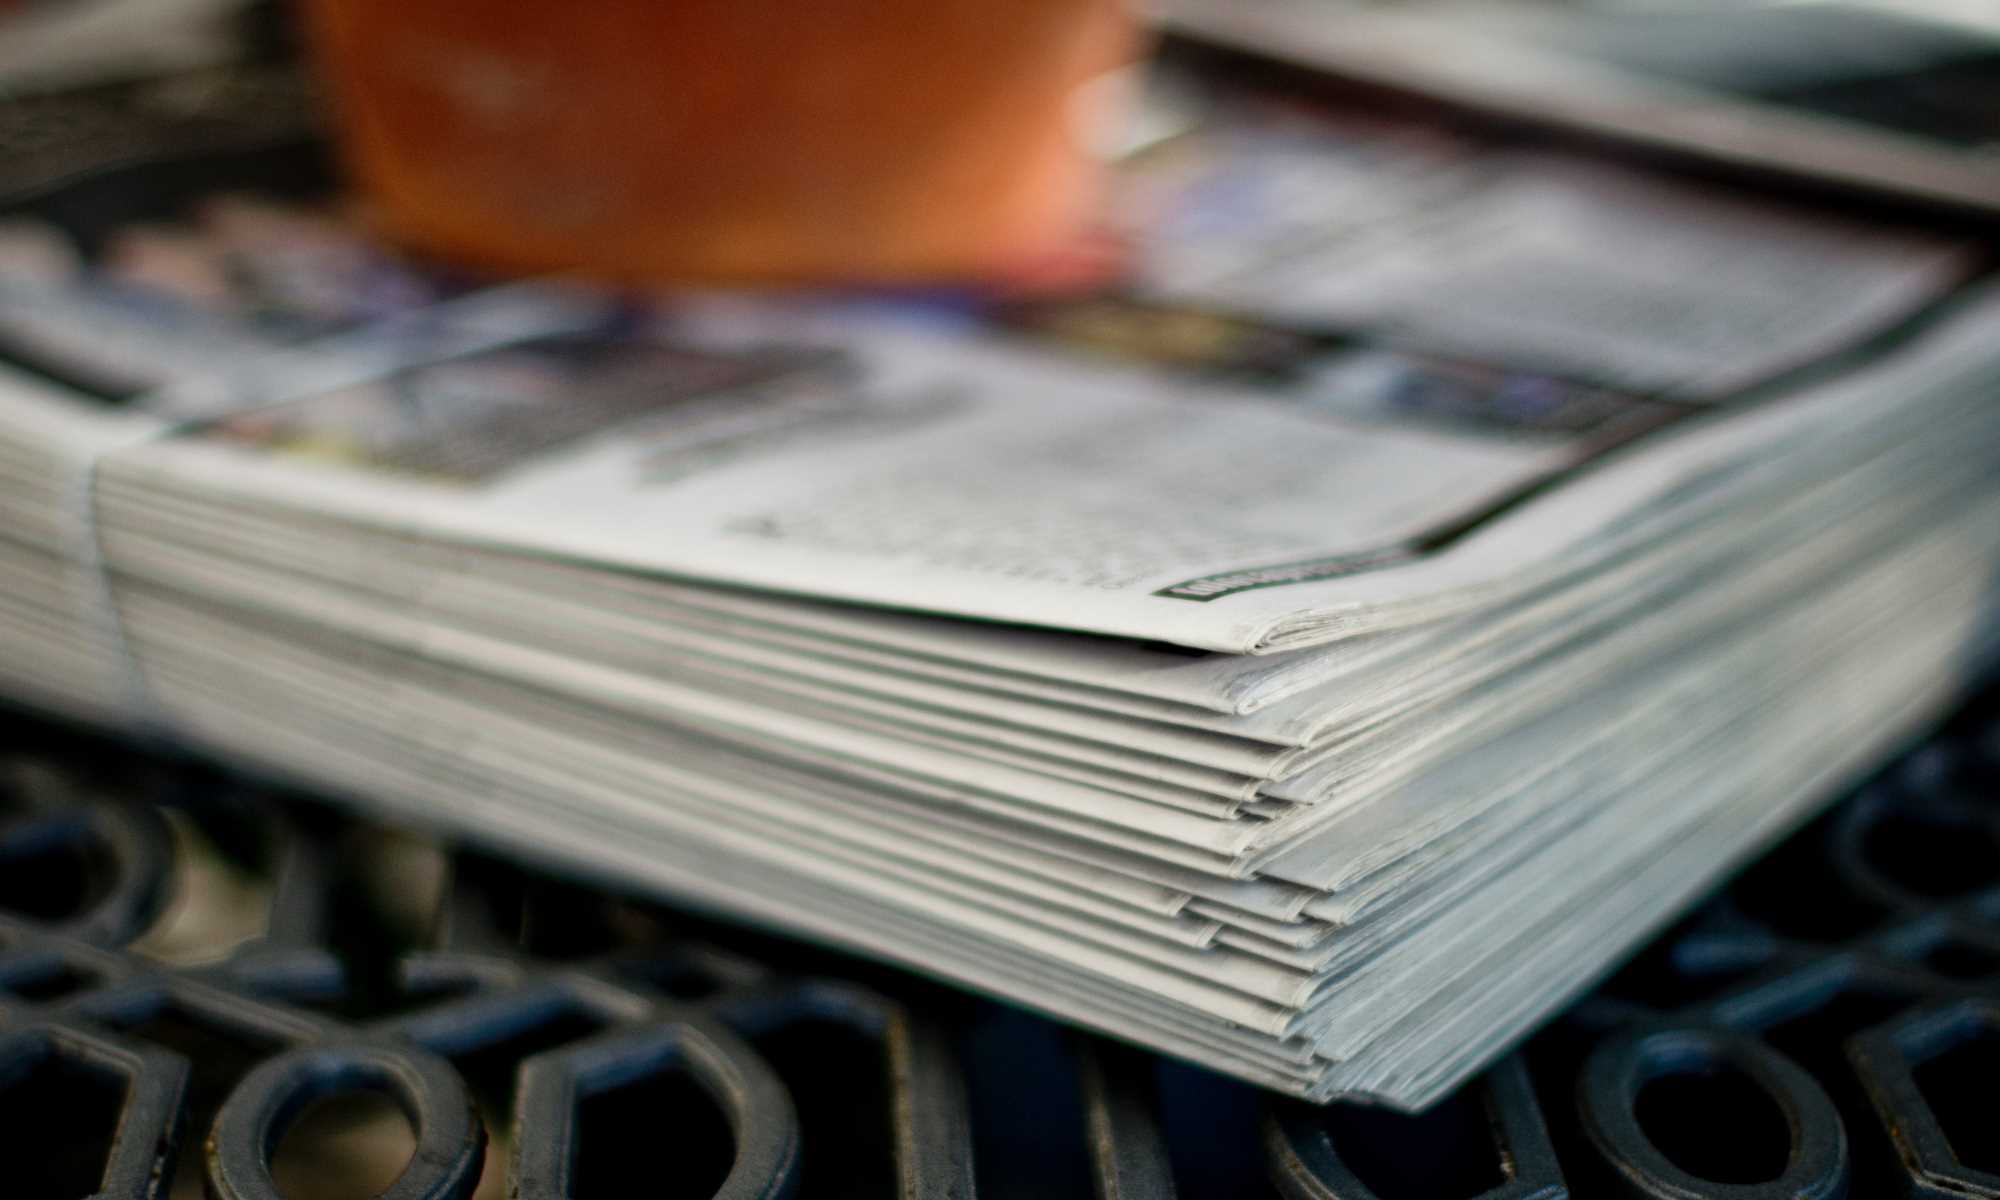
left=0, top=80, right=1986, bottom=654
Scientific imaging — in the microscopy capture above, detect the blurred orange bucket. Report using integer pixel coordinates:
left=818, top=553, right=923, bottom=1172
left=304, top=0, right=1135, bottom=286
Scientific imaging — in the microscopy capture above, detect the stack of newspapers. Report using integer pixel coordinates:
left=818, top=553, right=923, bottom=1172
left=2, top=65, right=1997, bottom=1109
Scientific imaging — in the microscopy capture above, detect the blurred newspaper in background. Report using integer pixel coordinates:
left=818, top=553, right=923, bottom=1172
left=1157, top=0, right=2000, bottom=213
left=0, top=0, right=267, bottom=91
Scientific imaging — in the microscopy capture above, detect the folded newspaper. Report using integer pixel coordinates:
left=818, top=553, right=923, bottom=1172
left=1, top=60, right=1996, bottom=1109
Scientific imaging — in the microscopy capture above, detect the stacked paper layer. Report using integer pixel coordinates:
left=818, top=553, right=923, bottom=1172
left=1, top=69, right=1996, bottom=1108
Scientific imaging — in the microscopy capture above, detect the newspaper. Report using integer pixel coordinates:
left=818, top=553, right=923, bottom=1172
left=2, top=54, right=1996, bottom=1113
left=83, top=261, right=1987, bottom=661
left=0, top=78, right=1981, bottom=658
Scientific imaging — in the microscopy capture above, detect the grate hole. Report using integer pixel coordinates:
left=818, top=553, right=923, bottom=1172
left=2, top=962, right=101, bottom=1004
left=1599, top=942, right=1765, bottom=1013
left=517, top=885, right=630, bottom=961
left=572, top=1061, right=736, bottom=1200
left=1921, top=939, right=2000, bottom=981
left=1634, top=1064, right=1791, bottom=1184
left=0, top=1045, right=127, bottom=1200
left=609, top=958, right=729, bottom=1002
left=127, top=811, right=272, bottom=967
left=745, top=1018, right=894, bottom=1200
left=0, top=836, right=111, bottom=924
left=1155, top=1058, right=1270, bottom=1200
left=1314, top=1084, right=1507, bottom=1199
left=270, top=1089, right=418, bottom=1200
left=649, top=970, right=727, bottom=1001
left=1913, top=1024, right=2000, bottom=1176
left=1731, top=832, right=1887, bottom=941
left=962, top=1008, right=1093, bottom=1200
left=1860, top=810, right=2000, bottom=900
left=325, top=977, right=482, bottom=1024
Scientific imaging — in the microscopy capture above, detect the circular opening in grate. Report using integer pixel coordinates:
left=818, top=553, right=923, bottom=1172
left=1633, top=1061, right=1792, bottom=1185
left=269, top=1088, right=418, bottom=1200
left=1858, top=807, right=2000, bottom=901
left=0, top=829, right=115, bottom=924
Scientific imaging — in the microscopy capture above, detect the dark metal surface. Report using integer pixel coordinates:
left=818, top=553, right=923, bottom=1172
left=0, top=687, right=1995, bottom=1200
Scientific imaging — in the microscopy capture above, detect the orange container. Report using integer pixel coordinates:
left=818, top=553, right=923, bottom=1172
left=304, top=0, right=1135, bottom=286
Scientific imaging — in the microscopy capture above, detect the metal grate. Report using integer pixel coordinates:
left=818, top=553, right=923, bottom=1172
left=0, top=687, right=1995, bottom=1200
